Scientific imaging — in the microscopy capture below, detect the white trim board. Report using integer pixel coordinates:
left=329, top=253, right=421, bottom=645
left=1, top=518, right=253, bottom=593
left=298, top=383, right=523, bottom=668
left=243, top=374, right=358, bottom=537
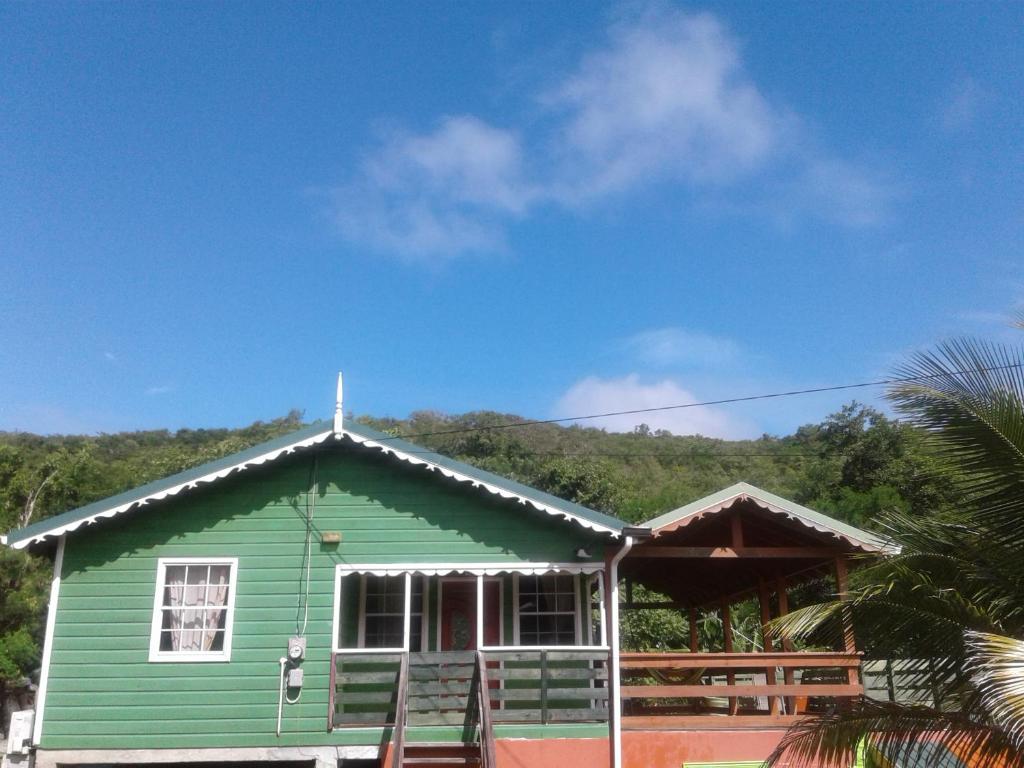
left=333, top=561, right=605, bottom=576
left=32, top=535, right=65, bottom=746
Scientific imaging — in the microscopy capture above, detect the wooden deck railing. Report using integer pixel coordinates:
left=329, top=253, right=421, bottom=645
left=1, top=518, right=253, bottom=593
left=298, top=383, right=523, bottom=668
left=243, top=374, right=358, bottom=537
left=483, top=649, right=610, bottom=725
left=333, top=649, right=858, bottom=732
left=331, top=649, right=610, bottom=731
left=620, top=651, right=863, bottom=729
left=332, top=652, right=405, bottom=728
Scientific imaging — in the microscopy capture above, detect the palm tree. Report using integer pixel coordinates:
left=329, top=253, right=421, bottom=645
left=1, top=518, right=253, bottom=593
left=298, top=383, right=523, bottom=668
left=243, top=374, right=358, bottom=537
left=767, top=334, right=1024, bottom=768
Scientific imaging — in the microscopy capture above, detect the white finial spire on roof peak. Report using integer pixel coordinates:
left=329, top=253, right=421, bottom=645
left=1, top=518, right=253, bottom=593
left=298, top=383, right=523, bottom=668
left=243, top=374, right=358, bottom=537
left=333, top=372, right=344, bottom=434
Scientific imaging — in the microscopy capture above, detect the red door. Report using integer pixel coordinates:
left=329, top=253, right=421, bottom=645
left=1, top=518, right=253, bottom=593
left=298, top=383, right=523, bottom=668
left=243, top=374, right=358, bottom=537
left=440, top=580, right=500, bottom=650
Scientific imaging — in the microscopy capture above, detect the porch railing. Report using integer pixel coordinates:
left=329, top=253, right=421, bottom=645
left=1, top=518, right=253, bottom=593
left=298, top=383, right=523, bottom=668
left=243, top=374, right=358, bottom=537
left=619, top=651, right=863, bottom=728
left=331, top=649, right=610, bottom=730
left=484, top=649, right=609, bottom=724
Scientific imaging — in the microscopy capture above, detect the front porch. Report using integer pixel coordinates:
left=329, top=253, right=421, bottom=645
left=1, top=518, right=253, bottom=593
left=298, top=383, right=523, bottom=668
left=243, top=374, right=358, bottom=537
left=325, top=485, right=889, bottom=766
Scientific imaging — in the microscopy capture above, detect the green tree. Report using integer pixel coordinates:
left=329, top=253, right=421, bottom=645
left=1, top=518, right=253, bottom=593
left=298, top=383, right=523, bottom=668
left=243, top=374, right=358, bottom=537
left=768, top=338, right=1024, bottom=767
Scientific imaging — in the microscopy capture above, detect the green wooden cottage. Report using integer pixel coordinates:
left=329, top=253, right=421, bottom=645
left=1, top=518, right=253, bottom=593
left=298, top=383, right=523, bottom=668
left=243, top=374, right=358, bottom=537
left=2, top=401, right=891, bottom=768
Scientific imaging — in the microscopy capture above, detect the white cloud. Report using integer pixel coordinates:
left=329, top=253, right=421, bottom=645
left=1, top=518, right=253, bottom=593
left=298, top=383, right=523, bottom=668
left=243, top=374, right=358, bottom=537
left=329, top=7, right=895, bottom=259
left=620, top=327, right=742, bottom=368
left=544, top=10, right=784, bottom=198
left=554, top=373, right=756, bottom=438
left=332, top=116, right=534, bottom=258
left=145, top=384, right=175, bottom=396
left=103, top=351, right=117, bottom=362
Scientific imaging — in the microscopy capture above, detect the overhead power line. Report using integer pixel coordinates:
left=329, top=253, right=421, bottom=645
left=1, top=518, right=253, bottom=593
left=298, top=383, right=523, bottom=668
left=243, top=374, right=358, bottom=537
left=370, top=362, right=1023, bottom=443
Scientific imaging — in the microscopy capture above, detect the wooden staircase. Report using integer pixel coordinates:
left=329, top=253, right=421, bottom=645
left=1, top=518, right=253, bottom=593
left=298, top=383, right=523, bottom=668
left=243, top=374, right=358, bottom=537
left=391, top=651, right=496, bottom=768
left=400, top=743, right=482, bottom=767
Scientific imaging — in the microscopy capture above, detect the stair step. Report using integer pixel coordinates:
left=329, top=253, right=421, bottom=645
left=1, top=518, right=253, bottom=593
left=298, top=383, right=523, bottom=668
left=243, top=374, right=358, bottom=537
left=402, top=760, right=480, bottom=766
left=405, top=743, right=478, bottom=749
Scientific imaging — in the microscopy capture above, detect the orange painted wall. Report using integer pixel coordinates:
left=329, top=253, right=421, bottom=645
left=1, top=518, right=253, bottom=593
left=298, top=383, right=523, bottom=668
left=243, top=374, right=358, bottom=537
left=496, top=737, right=610, bottom=767
left=384, top=732, right=789, bottom=768
left=623, top=730, right=786, bottom=767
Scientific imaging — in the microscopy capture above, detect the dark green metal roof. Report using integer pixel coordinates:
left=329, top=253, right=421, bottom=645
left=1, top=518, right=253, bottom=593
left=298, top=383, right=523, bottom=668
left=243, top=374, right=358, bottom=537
left=2, top=420, right=626, bottom=549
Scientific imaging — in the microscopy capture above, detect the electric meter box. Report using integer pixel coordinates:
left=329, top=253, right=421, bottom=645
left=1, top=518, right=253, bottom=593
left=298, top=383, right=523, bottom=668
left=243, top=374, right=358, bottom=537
left=287, top=636, right=306, bottom=662
left=4, top=709, right=34, bottom=758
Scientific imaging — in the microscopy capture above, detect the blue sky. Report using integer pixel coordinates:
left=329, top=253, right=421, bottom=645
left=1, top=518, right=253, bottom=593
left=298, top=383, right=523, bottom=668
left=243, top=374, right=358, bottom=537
left=1, top=2, right=1021, bottom=438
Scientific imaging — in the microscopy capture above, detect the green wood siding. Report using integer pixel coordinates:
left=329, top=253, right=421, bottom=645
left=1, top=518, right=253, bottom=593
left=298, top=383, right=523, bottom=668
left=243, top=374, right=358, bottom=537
left=42, top=444, right=604, bottom=750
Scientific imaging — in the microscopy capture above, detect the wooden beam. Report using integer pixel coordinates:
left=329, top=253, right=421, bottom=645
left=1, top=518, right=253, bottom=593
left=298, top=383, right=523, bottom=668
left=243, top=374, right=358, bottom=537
left=618, top=651, right=862, bottom=669
left=834, top=556, right=859, bottom=687
left=731, top=514, right=744, bottom=548
left=630, top=546, right=838, bottom=559
left=621, top=683, right=863, bottom=698
left=622, top=714, right=808, bottom=730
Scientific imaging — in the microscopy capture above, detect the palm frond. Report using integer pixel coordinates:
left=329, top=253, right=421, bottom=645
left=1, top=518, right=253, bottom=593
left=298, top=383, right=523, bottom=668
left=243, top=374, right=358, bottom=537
left=766, top=697, right=1022, bottom=768
left=968, top=631, right=1024, bottom=754
left=887, top=338, right=1024, bottom=549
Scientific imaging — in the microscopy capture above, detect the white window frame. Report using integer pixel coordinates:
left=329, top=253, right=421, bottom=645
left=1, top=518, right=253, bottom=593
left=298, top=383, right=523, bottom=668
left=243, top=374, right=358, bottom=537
left=332, top=563, right=608, bottom=655
left=148, top=557, right=238, bottom=663
left=357, top=573, right=428, bottom=652
left=512, top=572, right=583, bottom=648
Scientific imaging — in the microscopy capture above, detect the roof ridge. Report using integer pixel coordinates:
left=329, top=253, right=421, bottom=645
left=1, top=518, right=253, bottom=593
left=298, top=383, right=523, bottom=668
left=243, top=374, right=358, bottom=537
left=641, top=480, right=891, bottom=552
left=3, top=418, right=626, bottom=549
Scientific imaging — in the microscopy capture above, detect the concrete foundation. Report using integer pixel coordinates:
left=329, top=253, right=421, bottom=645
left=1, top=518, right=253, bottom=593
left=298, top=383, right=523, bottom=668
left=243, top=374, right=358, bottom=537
left=33, top=745, right=378, bottom=768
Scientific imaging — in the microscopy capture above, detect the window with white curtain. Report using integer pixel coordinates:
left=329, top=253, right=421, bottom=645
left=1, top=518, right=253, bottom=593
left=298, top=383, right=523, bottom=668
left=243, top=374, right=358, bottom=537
left=149, top=558, right=237, bottom=662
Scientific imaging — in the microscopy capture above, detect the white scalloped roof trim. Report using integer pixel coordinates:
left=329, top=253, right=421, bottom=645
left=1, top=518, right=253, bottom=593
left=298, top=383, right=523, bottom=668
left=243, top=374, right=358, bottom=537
left=4, top=430, right=337, bottom=549
left=337, top=561, right=605, bottom=576
left=4, top=427, right=619, bottom=549
left=652, top=492, right=888, bottom=552
left=342, top=430, right=620, bottom=537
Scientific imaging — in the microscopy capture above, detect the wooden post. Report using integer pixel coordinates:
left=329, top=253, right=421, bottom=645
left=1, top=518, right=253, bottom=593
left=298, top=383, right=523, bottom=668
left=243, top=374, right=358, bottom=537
left=758, top=580, right=779, bottom=715
left=776, top=575, right=796, bottom=714
left=689, top=606, right=699, bottom=653
left=730, top=514, right=744, bottom=548
left=834, top=556, right=859, bottom=686
left=721, top=599, right=738, bottom=716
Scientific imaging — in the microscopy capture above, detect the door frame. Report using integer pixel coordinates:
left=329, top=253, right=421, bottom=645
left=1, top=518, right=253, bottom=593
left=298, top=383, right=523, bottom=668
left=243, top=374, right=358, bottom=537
left=436, top=575, right=504, bottom=651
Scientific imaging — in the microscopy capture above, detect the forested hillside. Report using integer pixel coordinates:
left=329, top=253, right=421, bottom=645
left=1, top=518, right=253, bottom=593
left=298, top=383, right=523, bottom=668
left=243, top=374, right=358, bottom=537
left=0, top=402, right=959, bottom=731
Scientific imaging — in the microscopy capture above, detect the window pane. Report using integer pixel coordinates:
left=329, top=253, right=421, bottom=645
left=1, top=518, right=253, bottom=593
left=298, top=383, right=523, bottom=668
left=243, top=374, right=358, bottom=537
left=160, top=630, right=176, bottom=652
left=365, top=615, right=404, bottom=648
left=410, top=616, right=423, bottom=652
left=183, top=566, right=206, bottom=606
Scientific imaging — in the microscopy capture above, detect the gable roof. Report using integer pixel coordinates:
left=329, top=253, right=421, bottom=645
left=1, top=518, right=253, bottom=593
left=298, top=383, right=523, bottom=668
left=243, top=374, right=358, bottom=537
left=641, top=481, right=892, bottom=553
left=2, top=420, right=626, bottom=550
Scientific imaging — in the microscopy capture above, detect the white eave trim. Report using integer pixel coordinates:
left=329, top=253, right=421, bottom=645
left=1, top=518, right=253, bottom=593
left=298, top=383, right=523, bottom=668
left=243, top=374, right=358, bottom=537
left=335, top=561, right=606, bottom=576
left=7, top=430, right=336, bottom=549
left=341, top=429, right=620, bottom=537
left=7, top=427, right=620, bottom=549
